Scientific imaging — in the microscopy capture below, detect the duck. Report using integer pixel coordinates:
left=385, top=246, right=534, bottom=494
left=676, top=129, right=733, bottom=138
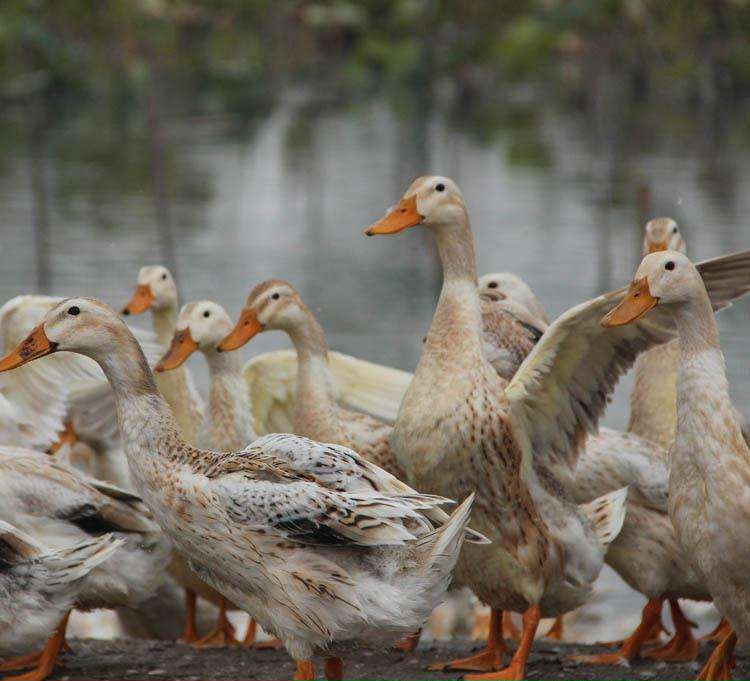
left=218, top=280, right=407, bottom=480
left=363, top=175, right=675, bottom=679
left=601, top=248, right=750, bottom=681
left=0, top=297, right=486, bottom=681
left=0, top=520, right=121, bottom=681
left=155, top=300, right=279, bottom=649
left=0, top=446, right=170, bottom=680
left=121, top=265, right=204, bottom=446
left=477, top=272, right=550, bottom=325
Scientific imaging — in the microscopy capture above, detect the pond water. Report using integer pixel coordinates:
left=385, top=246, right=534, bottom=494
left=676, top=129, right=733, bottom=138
left=1, top=84, right=748, bottom=640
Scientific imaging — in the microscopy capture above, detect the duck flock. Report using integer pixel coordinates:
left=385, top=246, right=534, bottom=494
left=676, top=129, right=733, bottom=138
left=0, top=175, right=748, bottom=681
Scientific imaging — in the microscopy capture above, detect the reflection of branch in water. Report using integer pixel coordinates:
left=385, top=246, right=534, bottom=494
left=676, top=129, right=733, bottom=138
left=28, top=101, right=51, bottom=293
left=145, top=64, right=178, bottom=281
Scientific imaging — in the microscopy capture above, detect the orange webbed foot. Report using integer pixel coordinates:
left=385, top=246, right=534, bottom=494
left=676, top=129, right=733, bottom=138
left=254, top=636, right=284, bottom=650
left=393, top=629, right=421, bottom=653
left=644, top=599, right=698, bottom=663
left=192, top=597, right=240, bottom=648
left=294, top=660, right=315, bottom=681
left=697, top=630, right=737, bottom=681
left=428, top=608, right=507, bottom=672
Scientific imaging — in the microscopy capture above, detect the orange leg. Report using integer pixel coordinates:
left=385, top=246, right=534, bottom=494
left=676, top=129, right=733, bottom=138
left=428, top=608, right=508, bottom=672
left=193, top=597, right=240, bottom=647
left=243, top=618, right=257, bottom=646
left=700, top=617, right=732, bottom=643
left=503, top=611, right=521, bottom=641
left=324, top=657, right=344, bottom=681
left=254, top=635, right=284, bottom=650
left=697, top=629, right=737, bottom=681
left=393, top=629, right=421, bottom=652
left=465, top=604, right=541, bottom=680
left=294, top=660, right=315, bottom=681
left=644, top=599, right=698, bottom=662
left=570, top=597, right=663, bottom=665
left=545, top=615, right=565, bottom=641
left=598, top=597, right=668, bottom=647
left=180, top=589, right=200, bottom=644
left=0, top=611, right=70, bottom=681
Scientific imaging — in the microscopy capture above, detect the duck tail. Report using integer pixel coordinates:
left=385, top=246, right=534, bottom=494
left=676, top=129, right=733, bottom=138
left=417, top=492, right=476, bottom=582
left=579, top=486, right=629, bottom=553
left=47, top=533, right=124, bottom=586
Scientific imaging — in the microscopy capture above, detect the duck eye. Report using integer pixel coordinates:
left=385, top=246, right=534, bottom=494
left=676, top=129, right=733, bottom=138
left=665, top=261, right=675, bottom=271
left=68, top=306, right=80, bottom=316
left=487, top=281, right=498, bottom=289
left=435, top=183, right=445, bottom=192
left=672, top=226, right=678, bottom=234
left=161, top=274, right=168, bottom=281
left=272, top=293, right=280, bottom=300
left=203, top=310, right=210, bottom=318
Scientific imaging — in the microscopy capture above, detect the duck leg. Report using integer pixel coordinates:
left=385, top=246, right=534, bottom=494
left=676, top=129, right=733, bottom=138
left=697, top=629, right=737, bottom=681
left=294, top=660, right=315, bottom=681
left=502, top=611, right=521, bottom=641
left=700, top=618, right=732, bottom=643
left=324, top=657, right=344, bottom=681
left=193, top=596, right=240, bottom=647
left=570, top=597, right=662, bottom=665
left=644, top=599, right=698, bottom=662
left=598, top=597, right=668, bottom=647
left=393, top=629, right=421, bottom=652
left=243, top=618, right=257, bottom=646
left=180, top=589, right=200, bottom=644
left=465, top=604, right=541, bottom=680
left=254, top=634, right=284, bottom=650
left=545, top=615, right=565, bottom=641
left=427, top=608, right=508, bottom=672
left=0, top=611, right=70, bottom=681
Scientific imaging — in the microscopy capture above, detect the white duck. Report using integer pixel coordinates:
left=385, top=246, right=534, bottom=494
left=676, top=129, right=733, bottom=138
left=0, top=446, right=170, bottom=680
left=156, top=300, right=276, bottom=649
left=0, top=297, right=484, bottom=681
left=602, top=248, right=750, bottom=681
left=218, top=280, right=406, bottom=480
left=364, top=176, right=668, bottom=679
left=0, top=521, right=120, bottom=681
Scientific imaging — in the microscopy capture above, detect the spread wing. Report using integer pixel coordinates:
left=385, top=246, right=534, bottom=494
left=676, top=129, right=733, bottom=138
left=506, top=248, right=750, bottom=479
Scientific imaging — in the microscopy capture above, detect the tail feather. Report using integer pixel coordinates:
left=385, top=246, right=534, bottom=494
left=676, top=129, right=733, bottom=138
left=417, top=493, right=476, bottom=572
left=47, top=534, right=124, bottom=585
left=580, top=486, right=628, bottom=552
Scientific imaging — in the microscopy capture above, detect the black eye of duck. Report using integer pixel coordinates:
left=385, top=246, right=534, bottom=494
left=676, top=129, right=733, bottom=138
left=487, top=281, right=498, bottom=289
left=203, top=310, right=210, bottom=318
left=435, top=183, right=445, bottom=192
left=665, top=261, right=675, bottom=271
left=272, top=293, right=280, bottom=300
left=68, top=306, right=80, bottom=316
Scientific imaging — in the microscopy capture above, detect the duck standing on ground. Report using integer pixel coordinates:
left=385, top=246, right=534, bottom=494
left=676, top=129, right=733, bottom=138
left=0, top=297, right=485, bottom=681
left=602, top=249, right=750, bottom=681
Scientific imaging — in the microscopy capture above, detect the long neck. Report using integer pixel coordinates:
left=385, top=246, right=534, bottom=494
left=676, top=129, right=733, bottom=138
left=673, top=293, right=748, bottom=469
left=286, top=310, right=341, bottom=442
left=202, top=348, right=256, bottom=450
left=422, top=219, right=484, bottom=371
left=151, top=305, right=177, bottom=346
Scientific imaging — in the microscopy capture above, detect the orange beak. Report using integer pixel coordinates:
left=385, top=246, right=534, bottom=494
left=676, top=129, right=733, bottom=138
left=154, top=329, right=199, bottom=372
left=647, top=240, right=668, bottom=254
left=0, top=324, right=57, bottom=372
left=365, top=194, right=423, bottom=236
left=122, top=285, right=154, bottom=316
left=217, top=309, right=262, bottom=352
left=601, top=278, right=659, bottom=327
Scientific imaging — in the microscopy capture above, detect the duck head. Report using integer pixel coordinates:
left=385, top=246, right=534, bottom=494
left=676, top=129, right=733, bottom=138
left=643, top=218, right=685, bottom=255
left=155, top=301, right=234, bottom=371
left=122, top=266, right=178, bottom=316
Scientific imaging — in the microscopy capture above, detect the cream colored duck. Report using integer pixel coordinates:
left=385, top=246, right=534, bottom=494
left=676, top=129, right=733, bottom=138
left=121, top=265, right=204, bottom=445
left=364, top=176, right=668, bottom=679
left=0, top=446, right=170, bottom=680
left=602, top=249, right=750, bottom=681
left=218, top=280, right=407, bottom=480
left=0, top=298, right=484, bottom=681
left=478, top=272, right=550, bottom=325
left=155, top=300, right=274, bottom=649
left=0, top=521, right=120, bottom=681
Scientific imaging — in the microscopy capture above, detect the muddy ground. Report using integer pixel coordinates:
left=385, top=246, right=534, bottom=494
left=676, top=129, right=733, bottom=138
left=32, top=638, right=744, bottom=680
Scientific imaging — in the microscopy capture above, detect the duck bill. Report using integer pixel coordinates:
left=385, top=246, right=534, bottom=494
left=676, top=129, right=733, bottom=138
left=0, top=324, right=57, bottom=372
left=365, top=195, right=422, bottom=236
left=647, top=240, right=668, bottom=254
left=601, top=278, right=659, bottom=327
left=155, top=329, right=199, bottom=372
left=121, top=285, right=154, bottom=316
left=217, top=309, right=262, bottom=352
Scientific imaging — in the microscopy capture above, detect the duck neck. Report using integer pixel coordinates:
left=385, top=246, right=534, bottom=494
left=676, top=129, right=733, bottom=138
left=673, top=293, right=746, bottom=467
left=286, top=310, right=341, bottom=442
left=423, top=218, right=484, bottom=369
left=203, top=347, right=256, bottom=447
left=151, top=305, right=177, bottom=346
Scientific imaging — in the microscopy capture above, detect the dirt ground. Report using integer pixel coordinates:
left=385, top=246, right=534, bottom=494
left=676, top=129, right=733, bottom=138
left=33, top=638, right=744, bottom=680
